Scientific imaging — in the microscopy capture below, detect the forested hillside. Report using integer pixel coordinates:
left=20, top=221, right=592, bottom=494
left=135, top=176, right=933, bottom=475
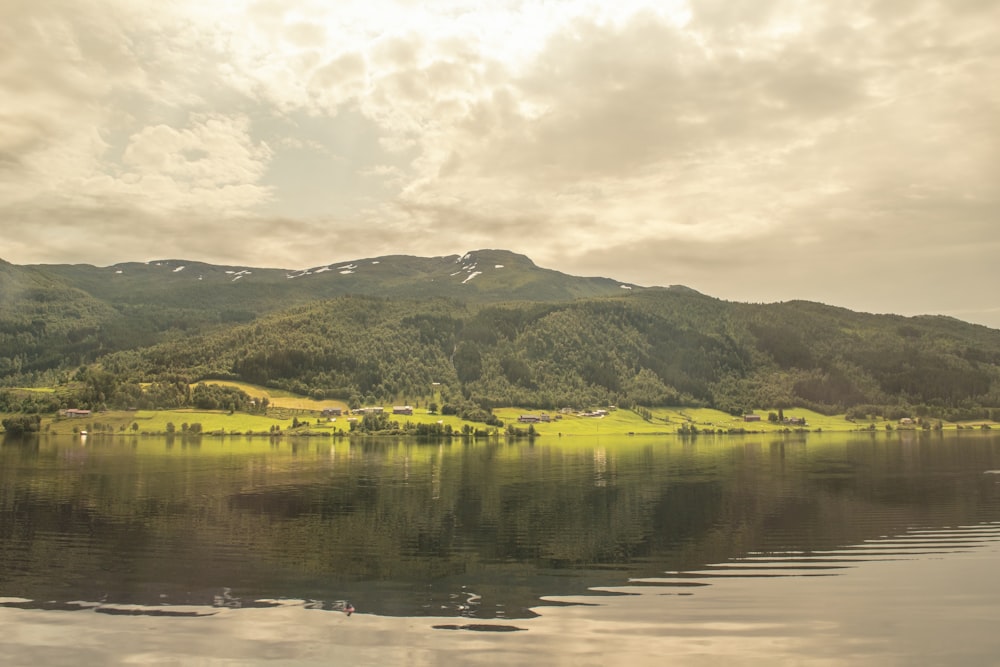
left=3, top=253, right=1000, bottom=420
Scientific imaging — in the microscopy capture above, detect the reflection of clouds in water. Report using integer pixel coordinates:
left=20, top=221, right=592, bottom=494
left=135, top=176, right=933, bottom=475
left=4, top=535, right=1000, bottom=667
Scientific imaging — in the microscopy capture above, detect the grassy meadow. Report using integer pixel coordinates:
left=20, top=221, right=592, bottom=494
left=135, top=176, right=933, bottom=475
left=7, top=380, right=997, bottom=437
left=492, top=406, right=854, bottom=436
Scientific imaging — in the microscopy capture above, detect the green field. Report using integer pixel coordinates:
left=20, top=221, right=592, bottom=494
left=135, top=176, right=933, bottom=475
left=4, top=379, right=996, bottom=436
left=191, top=380, right=351, bottom=412
left=492, top=406, right=856, bottom=436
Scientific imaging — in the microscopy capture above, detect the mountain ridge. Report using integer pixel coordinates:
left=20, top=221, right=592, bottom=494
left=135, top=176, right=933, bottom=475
left=9, top=249, right=645, bottom=308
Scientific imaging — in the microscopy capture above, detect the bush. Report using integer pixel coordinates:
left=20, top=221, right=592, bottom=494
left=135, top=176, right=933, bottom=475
left=2, top=415, right=42, bottom=435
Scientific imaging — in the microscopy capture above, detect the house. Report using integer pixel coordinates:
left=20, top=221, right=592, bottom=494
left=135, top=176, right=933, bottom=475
left=393, top=406, right=413, bottom=415
left=518, top=414, right=540, bottom=423
left=321, top=408, right=343, bottom=417
left=355, top=406, right=384, bottom=415
left=63, top=409, right=92, bottom=418
left=744, top=414, right=761, bottom=422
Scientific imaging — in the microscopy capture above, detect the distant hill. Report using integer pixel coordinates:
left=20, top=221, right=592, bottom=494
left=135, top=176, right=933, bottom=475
left=2, top=251, right=999, bottom=420
left=31, top=249, right=644, bottom=311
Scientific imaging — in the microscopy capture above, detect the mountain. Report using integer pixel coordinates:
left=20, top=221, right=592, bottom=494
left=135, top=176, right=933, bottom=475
left=1, top=249, right=644, bottom=376
left=32, top=249, right=643, bottom=312
left=2, top=251, right=1000, bottom=419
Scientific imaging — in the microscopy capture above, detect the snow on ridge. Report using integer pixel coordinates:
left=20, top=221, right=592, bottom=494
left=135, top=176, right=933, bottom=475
left=372, top=261, right=380, bottom=264
left=339, top=270, right=354, bottom=275
left=338, top=264, right=357, bottom=270
left=286, top=268, right=315, bottom=279
left=173, top=266, right=185, bottom=273
left=495, top=265, right=504, bottom=269
left=620, top=285, right=632, bottom=290
left=462, top=271, right=482, bottom=284
left=314, top=266, right=332, bottom=274
left=231, top=270, right=251, bottom=282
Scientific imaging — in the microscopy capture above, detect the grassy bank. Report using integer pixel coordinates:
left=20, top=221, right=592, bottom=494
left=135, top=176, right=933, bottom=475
left=11, top=406, right=995, bottom=438
left=5, top=381, right=997, bottom=437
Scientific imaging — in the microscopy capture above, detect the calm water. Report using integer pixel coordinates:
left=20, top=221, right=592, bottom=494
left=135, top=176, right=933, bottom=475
left=2, top=431, right=1000, bottom=665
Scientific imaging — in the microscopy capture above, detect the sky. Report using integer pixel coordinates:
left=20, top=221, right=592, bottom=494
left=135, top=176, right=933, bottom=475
left=2, top=0, right=999, bottom=328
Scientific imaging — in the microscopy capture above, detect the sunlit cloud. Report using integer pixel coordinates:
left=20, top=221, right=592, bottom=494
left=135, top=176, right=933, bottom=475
left=1, top=0, right=998, bottom=326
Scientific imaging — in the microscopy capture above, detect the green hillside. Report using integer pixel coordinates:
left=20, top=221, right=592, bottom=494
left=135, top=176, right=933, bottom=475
left=2, top=252, right=1000, bottom=424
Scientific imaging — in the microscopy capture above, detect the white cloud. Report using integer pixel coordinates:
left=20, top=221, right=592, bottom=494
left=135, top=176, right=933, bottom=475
left=118, top=114, right=273, bottom=213
left=1, top=0, right=999, bottom=327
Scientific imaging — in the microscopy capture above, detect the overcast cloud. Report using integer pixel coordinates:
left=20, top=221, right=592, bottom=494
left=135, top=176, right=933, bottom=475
left=2, top=0, right=998, bottom=327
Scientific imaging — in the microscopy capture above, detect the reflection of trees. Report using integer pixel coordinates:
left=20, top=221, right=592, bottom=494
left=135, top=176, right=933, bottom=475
left=1, top=433, right=999, bottom=615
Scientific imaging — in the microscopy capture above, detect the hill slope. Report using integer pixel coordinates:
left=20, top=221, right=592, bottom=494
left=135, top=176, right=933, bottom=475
left=2, top=252, right=1000, bottom=420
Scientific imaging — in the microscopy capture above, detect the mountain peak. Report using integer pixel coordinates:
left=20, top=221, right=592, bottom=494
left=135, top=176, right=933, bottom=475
left=456, top=249, right=538, bottom=269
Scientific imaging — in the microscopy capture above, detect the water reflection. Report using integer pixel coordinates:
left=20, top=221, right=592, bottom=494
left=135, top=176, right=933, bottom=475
left=1, top=431, right=999, bottom=621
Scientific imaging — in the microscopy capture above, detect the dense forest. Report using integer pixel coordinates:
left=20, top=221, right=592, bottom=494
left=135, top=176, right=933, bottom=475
left=2, top=252, right=1000, bottom=421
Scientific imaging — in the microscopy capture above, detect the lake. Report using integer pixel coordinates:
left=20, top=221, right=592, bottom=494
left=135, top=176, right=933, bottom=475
left=2, top=431, right=999, bottom=665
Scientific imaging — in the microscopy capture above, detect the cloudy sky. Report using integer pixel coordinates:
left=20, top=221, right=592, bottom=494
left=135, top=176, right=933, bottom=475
left=2, top=0, right=999, bottom=327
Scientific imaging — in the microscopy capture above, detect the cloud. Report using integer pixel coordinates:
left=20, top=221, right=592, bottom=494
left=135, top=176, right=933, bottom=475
left=382, top=2, right=999, bottom=267
left=118, top=113, right=273, bottom=213
left=1, top=0, right=999, bottom=327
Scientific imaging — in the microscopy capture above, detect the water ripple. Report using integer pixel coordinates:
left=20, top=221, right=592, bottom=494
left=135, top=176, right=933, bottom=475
left=630, top=522, right=1000, bottom=587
